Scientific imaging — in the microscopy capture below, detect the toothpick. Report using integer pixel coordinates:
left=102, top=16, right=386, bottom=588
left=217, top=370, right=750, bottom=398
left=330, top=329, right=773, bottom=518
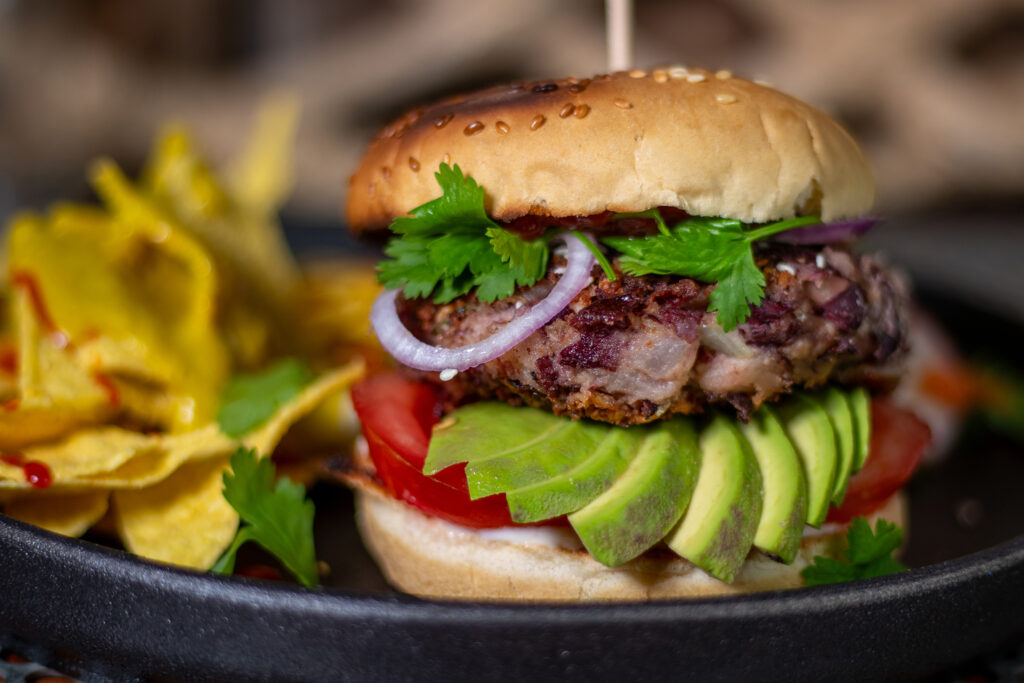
left=606, top=0, right=633, bottom=72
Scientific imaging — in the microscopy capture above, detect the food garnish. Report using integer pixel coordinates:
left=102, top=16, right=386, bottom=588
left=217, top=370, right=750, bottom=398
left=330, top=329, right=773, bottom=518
left=801, top=517, right=907, bottom=585
left=378, top=164, right=548, bottom=304
left=217, top=358, right=314, bottom=438
left=213, top=448, right=319, bottom=587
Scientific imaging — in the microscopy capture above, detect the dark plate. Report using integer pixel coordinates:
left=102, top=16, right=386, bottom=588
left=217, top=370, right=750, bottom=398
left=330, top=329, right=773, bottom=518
left=2, top=219, right=1024, bottom=682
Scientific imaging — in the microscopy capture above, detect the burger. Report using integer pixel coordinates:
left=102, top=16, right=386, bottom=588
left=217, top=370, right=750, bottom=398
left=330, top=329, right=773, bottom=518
left=340, top=67, right=933, bottom=600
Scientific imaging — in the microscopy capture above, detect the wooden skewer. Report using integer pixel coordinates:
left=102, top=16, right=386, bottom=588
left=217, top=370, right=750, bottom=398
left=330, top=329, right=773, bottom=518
left=606, top=0, right=633, bottom=72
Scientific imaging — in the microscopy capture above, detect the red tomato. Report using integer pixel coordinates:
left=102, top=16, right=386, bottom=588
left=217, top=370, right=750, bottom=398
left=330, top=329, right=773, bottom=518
left=827, top=399, right=931, bottom=524
left=351, top=374, right=517, bottom=528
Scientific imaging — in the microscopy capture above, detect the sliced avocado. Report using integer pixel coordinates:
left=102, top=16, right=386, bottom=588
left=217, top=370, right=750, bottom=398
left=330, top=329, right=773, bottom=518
left=737, top=406, right=807, bottom=564
left=849, top=387, right=872, bottom=471
left=820, top=388, right=856, bottom=505
left=665, top=415, right=763, bottom=583
left=505, top=428, right=645, bottom=523
left=777, top=394, right=838, bottom=527
left=423, top=403, right=607, bottom=499
left=569, top=418, right=700, bottom=567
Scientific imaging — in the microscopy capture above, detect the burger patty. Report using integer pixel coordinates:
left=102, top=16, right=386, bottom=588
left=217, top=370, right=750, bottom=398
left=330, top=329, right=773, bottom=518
left=397, top=243, right=909, bottom=425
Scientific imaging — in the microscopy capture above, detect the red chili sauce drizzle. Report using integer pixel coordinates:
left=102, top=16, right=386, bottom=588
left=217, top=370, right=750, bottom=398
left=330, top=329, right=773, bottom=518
left=1, top=452, right=53, bottom=489
left=92, top=371, right=122, bottom=407
left=500, top=206, right=691, bottom=241
left=10, top=271, right=72, bottom=350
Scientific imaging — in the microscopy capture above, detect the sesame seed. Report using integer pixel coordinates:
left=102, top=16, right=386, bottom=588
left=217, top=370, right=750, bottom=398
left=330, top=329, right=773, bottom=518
left=464, top=121, right=484, bottom=136
left=434, top=113, right=454, bottom=128
left=777, top=263, right=796, bottom=275
left=567, top=76, right=580, bottom=85
left=686, top=73, right=706, bottom=83
left=381, top=166, right=391, bottom=179
left=515, top=301, right=524, bottom=309
left=573, top=104, right=590, bottom=118
left=629, top=69, right=647, bottom=78
left=755, top=79, right=774, bottom=88
left=614, top=98, right=633, bottom=109
left=716, top=93, right=737, bottom=104
left=439, top=369, right=458, bottom=382
left=442, top=153, right=451, bottom=165
left=559, top=103, right=575, bottom=118
left=567, top=81, right=588, bottom=94
left=816, top=253, right=827, bottom=269
left=715, top=70, right=733, bottom=80
left=530, top=115, right=546, bottom=130
left=533, top=83, right=559, bottom=93
left=408, top=156, right=420, bottom=171
left=653, top=70, right=669, bottom=83
left=496, top=120, right=510, bottom=134
left=668, top=66, right=689, bottom=78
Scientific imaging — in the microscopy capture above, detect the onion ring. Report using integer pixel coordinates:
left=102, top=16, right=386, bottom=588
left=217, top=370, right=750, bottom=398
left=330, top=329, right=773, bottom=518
left=370, top=232, right=596, bottom=373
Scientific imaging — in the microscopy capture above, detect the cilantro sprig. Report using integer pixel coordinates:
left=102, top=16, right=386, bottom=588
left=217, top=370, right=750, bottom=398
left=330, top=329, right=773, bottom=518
left=377, top=164, right=549, bottom=303
left=801, top=517, right=907, bottom=586
left=603, top=212, right=820, bottom=330
left=213, top=447, right=319, bottom=586
left=216, top=358, right=314, bottom=438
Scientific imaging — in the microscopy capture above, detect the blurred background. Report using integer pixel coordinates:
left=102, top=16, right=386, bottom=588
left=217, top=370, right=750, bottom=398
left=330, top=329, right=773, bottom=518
left=0, top=0, right=1022, bottom=225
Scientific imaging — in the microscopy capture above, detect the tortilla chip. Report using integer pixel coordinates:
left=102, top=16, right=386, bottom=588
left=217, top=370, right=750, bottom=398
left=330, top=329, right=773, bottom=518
left=3, top=490, right=109, bottom=537
left=113, top=456, right=237, bottom=570
left=0, top=360, right=364, bottom=490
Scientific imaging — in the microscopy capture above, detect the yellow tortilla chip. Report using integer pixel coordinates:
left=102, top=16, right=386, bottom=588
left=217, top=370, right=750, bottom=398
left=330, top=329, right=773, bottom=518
left=113, top=456, right=237, bottom=570
left=0, top=360, right=364, bottom=491
left=3, top=490, right=109, bottom=537
left=8, top=196, right=229, bottom=431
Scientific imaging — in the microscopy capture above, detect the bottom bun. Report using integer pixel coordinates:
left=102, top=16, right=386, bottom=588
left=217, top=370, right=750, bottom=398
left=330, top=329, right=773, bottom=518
left=354, top=490, right=907, bottom=601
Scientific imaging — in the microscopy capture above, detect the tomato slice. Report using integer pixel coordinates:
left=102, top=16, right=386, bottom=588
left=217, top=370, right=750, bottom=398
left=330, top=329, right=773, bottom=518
left=826, top=399, right=931, bottom=524
left=353, top=374, right=930, bottom=530
left=351, top=374, right=517, bottom=528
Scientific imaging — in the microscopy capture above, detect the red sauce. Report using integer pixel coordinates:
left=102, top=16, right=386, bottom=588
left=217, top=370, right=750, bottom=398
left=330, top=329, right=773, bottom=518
left=1, top=452, right=54, bottom=489
left=10, top=271, right=72, bottom=349
left=92, top=371, right=121, bottom=407
left=501, top=206, right=691, bottom=241
left=236, top=564, right=285, bottom=581
left=2, top=398, right=18, bottom=412
left=0, top=345, right=16, bottom=375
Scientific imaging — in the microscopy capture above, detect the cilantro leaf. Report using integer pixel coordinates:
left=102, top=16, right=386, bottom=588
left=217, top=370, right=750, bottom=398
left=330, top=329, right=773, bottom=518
left=213, top=447, right=319, bottom=586
left=377, top=164, right=551, bottom=303
left=708, top=247, right=765, bottom=331
left=601, top=214, right=819, bottom=331
left=216, top=358, right=313, bottom=438
left=801, top=517, right=908, bottom=586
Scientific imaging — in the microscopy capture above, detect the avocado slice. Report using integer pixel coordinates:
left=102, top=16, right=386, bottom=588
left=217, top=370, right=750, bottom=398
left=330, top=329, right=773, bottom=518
left=504, top=428, right=644, bottom=523
left=665, top=415, right=764, bottom=583
left=423, top=403, right=606, bottom=499
left=777, top=394, right=838, bottom=527
left=569, top=418, right=700, bottom=567
left=820, top=388, right=856, bottom=505
left=849, top=387, right=872, bottom=471
left=737, top=406, right=807, bottom=564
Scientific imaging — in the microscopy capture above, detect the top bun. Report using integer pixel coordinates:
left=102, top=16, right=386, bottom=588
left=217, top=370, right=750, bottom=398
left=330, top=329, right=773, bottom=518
left=346, top=67, right=874, bottom=233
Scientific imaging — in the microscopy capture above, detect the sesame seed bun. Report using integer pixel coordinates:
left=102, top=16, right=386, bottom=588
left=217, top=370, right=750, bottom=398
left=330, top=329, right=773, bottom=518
left=346, top=67, right=874, bottom=232
left=353, top=487, right=906, bottom=602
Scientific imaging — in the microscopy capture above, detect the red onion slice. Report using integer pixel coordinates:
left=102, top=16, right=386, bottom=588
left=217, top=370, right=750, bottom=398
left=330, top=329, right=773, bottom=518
left=776, top=217, right=878, bottom=245
left=370, top=232, right=596, bottom=373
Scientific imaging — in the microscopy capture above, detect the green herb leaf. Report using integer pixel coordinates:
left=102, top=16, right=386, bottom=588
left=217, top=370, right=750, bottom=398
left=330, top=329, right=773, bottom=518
left=377, top=164, right=550, bottom=303
left=214, top=447, right=319, bottom=586
left=801, top=517, right=907, bottom=586
left=216, top=358, right=313, bottom=438
left=601, top=214, right=819, bottom=331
